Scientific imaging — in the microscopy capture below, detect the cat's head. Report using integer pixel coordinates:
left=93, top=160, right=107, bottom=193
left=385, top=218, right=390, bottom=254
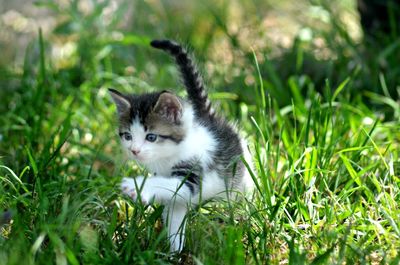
left=108, top=88, right=186, bottom=163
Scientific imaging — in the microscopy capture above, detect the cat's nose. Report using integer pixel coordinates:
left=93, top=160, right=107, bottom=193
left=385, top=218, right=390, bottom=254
left=131, top=149, right=140, bottom=156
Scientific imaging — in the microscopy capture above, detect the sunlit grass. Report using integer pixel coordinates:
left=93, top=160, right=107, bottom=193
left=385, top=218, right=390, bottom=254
left=1, top=0, right=399, bottom=264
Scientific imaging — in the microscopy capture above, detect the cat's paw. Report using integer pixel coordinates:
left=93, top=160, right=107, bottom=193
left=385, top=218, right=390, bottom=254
left=121, top=177, right=138, bottom=200
left=120, top=177, right=152, bottom=204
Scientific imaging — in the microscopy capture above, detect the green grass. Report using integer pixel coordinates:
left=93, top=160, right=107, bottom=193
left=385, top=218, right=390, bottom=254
left=1, top=0, right=399, bottom=264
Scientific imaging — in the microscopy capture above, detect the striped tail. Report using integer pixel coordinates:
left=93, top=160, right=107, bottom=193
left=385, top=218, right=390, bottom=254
left=150, top=39, right=214, bottom=119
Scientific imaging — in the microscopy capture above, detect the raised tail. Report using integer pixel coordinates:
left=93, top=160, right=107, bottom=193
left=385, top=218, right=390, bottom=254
left=150, top=39, right=214, bottom=119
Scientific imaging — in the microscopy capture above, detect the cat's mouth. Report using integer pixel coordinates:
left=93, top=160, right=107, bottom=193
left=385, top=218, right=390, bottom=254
left=131, top=150, right=145, bottom=161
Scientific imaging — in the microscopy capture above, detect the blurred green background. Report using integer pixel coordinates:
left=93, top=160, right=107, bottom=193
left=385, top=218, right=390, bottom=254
left=1, top=0, right=399, bottom=108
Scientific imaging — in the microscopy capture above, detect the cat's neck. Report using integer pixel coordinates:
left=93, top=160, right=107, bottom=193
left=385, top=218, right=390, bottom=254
left=142, top=102, right=216, bottom=175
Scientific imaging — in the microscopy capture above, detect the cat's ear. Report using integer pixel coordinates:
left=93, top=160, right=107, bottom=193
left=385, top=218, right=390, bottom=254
left=153, top=92, right=182, bottom=124
left=108, top=88, right=131, bottom=115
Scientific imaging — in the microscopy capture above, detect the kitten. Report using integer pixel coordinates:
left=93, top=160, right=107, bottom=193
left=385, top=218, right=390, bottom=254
left=109, top=39, right=253, bottom=252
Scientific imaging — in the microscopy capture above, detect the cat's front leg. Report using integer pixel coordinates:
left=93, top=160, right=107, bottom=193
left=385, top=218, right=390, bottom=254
left=163, top=203, right=188, bottom=252
left=121, top=176, right=192, bottom=205
left=121, top=176, right=154, bottom=204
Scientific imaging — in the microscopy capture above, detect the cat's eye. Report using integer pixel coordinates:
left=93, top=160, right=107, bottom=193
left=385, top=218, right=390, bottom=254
left=120, top=132, right=132, bottom=141
left=145, top=133, right=157, bottom=142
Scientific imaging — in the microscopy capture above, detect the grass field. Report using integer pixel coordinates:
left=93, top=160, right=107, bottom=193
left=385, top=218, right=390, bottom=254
left=1, top=1, right=399, bottom=264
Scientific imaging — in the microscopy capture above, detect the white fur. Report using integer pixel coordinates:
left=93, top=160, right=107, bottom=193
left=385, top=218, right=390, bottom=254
left=163, top=203, right=187, bottom=252
left=240, top=138, right=255, bottom=192
left=120, top=103, right=253, bottom=252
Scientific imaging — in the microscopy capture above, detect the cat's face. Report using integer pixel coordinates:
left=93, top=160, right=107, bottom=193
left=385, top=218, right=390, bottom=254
left=109, top=89, right=185, bottom=164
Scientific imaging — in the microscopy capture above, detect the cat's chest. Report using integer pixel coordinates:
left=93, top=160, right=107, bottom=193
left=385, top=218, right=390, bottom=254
left=145, top=160, right=174, bottom=177
left=152, top=168, right=171, bottom=177
left=146, top=157, right=202, bottom=177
